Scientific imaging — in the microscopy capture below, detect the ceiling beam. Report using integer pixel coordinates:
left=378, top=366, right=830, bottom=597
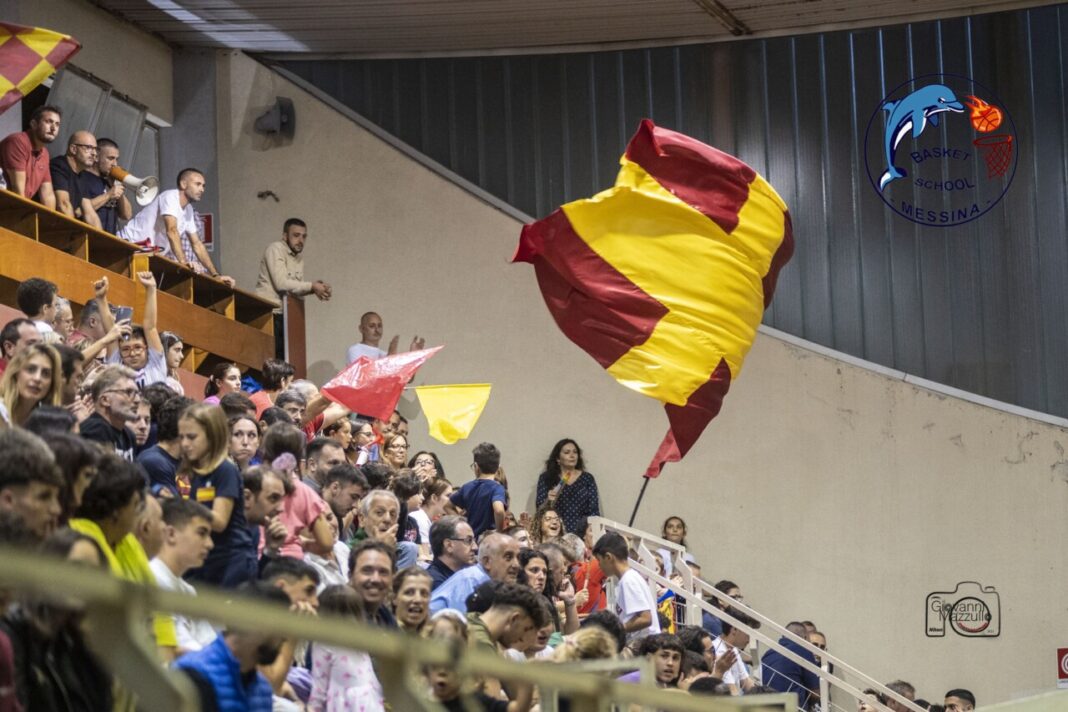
left=690, top=0, right=751, bottom=36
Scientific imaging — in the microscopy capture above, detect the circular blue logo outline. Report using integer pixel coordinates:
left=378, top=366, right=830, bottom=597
left=863, top=72, right=1018, bottom=228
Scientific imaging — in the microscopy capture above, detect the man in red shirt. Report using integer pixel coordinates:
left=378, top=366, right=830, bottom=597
left=0, top=105, right=60, bottom=209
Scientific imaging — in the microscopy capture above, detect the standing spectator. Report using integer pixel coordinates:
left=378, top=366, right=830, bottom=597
left=49, top=131, right=101, bottom=227
left=15, top=278, right=58, bottom=335
left=253, top=218, right=332, bottom=358
left=429, top=532, right=520, bottom=615
left=0, top=342, right=62, bottom=427
left=760, top=621, right=821, bottom=707
left=0, top=105, right=59, bottom=208
left=81, top=137, right=132, bottom=235
left=150, top=498, right=218, bottom=654
left=345, top=312, right=424, bottom=364
left=308, top=585, right=384, bottom=712
left=0, top=428, right=62, bottom=540
left=79, top=364, right=140, bottom=460
left=203, top=362, right=242, bottom=405
left=449, top=442, right=507, bottom=538
left=592, top=532, right=660, bottom=641
left=427, top=515, right=476, bottom=590
left=118, top=168, right=235, bottom=286
left=173, top=582, right=287, bottom=711
left=180, top=404, right=251, bottom=588
left=535, top=439, right=600, bottom=535
left=0, top=319, right=41, bottom=378
left=249, top=358, right=295, bottom=418
left=138, top=395, right=193, bottom=497
left=657, top=516, right=688, bottom=575
left=712, top=610, right=760, bottom=694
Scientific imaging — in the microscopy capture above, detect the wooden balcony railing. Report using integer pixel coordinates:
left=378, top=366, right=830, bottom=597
left=0, top=189, right=276, bottom=375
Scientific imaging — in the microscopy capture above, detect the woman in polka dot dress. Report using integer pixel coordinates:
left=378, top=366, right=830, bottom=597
left=535, top=439, right=601, bottom=535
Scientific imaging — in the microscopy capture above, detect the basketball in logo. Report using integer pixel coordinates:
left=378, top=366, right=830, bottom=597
left=863, top=73, right=1018, bottom=227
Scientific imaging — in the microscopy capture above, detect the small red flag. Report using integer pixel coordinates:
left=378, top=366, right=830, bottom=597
left=321, top=346, right=442, bottom=420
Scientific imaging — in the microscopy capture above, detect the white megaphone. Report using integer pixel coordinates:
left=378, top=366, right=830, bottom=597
left=108, top=166, right=160, bottom=206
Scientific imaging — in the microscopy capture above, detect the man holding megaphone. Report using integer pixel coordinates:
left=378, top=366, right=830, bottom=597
left=82, top=137, right=133, bottom=235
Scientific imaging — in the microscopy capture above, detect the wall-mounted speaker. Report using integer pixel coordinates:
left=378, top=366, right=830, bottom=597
left=254, top=97, right=296, bottom=138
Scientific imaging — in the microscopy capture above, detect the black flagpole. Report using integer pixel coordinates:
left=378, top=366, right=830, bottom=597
left=628, top=476, right=652, bottom=526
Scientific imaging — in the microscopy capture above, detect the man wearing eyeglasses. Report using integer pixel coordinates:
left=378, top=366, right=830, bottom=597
left=49, top=130, right=102, bottom=229
left=99, top=272, right=168, bottom=389
left=427, top=515, right=477, bottom=590
left=79, top=364, right=141, bottom=461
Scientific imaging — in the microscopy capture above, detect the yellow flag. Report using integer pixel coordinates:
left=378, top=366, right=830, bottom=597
left=415, top=384, right=492, bottom=445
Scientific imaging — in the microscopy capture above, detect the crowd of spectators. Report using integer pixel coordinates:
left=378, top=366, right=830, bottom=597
left=0, top=105, right=975, bottom=712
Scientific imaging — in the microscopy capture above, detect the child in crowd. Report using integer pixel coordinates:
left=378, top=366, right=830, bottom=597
left=591, top=532, right=660, bottom=642
left=448, top=442, right=507, bottom=538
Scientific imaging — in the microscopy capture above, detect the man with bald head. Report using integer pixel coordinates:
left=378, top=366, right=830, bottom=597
left=345, top=311, right=425, bottom=364
left=429, top=531, right=520, bottom=614
left=50, top=130, right=101, bottom=228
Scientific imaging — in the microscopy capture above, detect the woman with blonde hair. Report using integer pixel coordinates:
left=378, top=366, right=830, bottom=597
left=179, top=403, right=251, bottom=588
left=0, top=342, right=63, bottom=427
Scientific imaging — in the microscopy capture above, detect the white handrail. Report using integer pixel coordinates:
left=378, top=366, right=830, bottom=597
left=591, top=516, right=924, bottom=712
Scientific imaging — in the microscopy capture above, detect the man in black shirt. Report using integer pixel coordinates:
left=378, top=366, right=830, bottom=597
left=82, top=137, right=132, bottom=235
left=427, top=515, right=477, bottom=590
left=49, top=131, right=101, bottom=229
left=79, top=364, right=139, bottom=461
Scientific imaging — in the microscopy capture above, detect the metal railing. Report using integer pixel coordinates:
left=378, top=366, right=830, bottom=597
left=0, top=544, right=797, bottom=712
left=588, top=516, right=925, bottom=712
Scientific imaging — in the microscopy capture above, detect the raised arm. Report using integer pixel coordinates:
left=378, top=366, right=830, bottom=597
left=136, top=271, right=164, bottom=354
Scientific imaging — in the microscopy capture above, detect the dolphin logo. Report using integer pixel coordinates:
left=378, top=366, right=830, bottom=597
left=878, top=84, right=964, bottom=191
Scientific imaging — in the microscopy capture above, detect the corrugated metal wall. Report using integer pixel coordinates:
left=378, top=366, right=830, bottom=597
left=276, top=4, right=1068, bottom=418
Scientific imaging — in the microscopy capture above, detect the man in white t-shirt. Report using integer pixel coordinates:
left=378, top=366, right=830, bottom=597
left=118, top=167, right=235, bottom=287
left=592, top=531, right=660, bottom=641
left=712, top=609, right=760, bottom=694
left=149, top=498, right=218, bottom=654
left=345, top=311, right=425, bottom=364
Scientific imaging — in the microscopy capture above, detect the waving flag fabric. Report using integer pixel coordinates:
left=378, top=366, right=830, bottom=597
left=321, top=346, right=442, bottom=420
left=514, top=120, right=793, bottom=477
left=0, top=23, right=80, bottom=115
left=415, top=384, right=492, bottom=444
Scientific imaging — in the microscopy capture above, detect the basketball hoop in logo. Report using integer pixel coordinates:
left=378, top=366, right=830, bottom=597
left=973, top=134, right=1013, bottom=179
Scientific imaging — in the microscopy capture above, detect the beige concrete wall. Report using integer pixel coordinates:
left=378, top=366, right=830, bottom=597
left=16, top=0, right=173, bottom=122
left=216, top=50, right=1068, bottom=705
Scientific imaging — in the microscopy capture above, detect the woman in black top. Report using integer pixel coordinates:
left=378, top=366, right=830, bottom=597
left=534, top=439, right=600, bottom=535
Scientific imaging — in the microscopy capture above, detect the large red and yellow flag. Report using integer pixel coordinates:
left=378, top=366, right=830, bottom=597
left=0, top=23, right=80, bottom=115
left=514, top=120, right=793, bottom=477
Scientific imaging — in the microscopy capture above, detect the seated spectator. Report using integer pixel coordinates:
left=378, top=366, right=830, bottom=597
left=760, top=621, right=820, bottom=706
left=411, top=477, right=452, bottom=551
left=69, top=453, right=177, bottom=660
left=463, top=581, right=547, bottom=702
left=427, top=515, right=476, bottom=590
left=130, top=397, right=153, bottom=450
left=261, top=422, right=332, bottom=560
left=2, top=527, right=115, bottom=711
left=579, top=610, right=627, bottom=655
left=160, top=331, right=185, bottom=395
left=409, top=449, right=444, bottom=482
left=304, top=507, right=351, bottom=589
left=809, top=629, right=827, bottom=665
left=49, top=131, right=101, bottom=228
left=150, top=498, right=218, bottom=655
left=81, top=137, right=132, bottom=235
left=304, top=437, right=347, bottom=495
left=0, top=428, right=62, bottom=540
left=348, top=418, right=376, bottom=466
left=518, top=548, right=553, bottom=601
left=944, top=690, right=974, bottom=712
left=53, top=297, right=75, bottom=343
left=242, top=465, right=289, bottom=568
left=15, top=277, right=58, bottom=336
left=262, top=556, right=321, bottom=612
left=379, top=432, right=409, bottom=472
left=249, top=358, right=295, bottom=418
left=96, top=271, right=168, bottom=389
left=348, top=539, right=397, bottom=626
left=42, top=431, right=98, bottom=525
left=66, top=295, right=108, bottom=353
left=859, top=689, right=889, bottom=712
left=712, top=609, right=760, bottom=694
left=503, top=525, right=531, bottom=549
left=280, top=381, right=350, bottom=445
left=204, top=362, right=242, bottom=405
left=656, top=515, right=688, bottom=576
left=138, top=395, right=193, bottom=497
left=0, top=105, right=60, bottom=207
left=392, top=566, right=432, bottom=635
left=253, top=218, right=332, bottom=358
left=552, top=625, right=617, bottom=664
left=390, top=469, right=423, bottom=544
left=260, top=406, right=293, bottom=431
left=134, top=493, right=165, bottom=560
left=592, top=531, right=660, bottom=641
left=885, top=680, right=917, bottom=712
left=321, top=416, right=352, bottom=454
left=449, top=442, right=507, bottom=538
left=349, top=488, right=418, bottom=569
left=118, top=168, right=234, bottom=286
left=619, top=633, right=684, bottom=688
left=703, top=579, right=744, bottom=637
left=181, top=404, right=251, bottom=589
left=308, top=585, right=384, bottom=712
left=79, top=364, right=140, bottom=460
left=173, top=581, right=287, bottom=710
left=0, top=342, right=62, bottom=427
left=0, top=318, right=42, bottom=377
left=430, top=532, right=520, bottom=615
left=219, top=390, right=256, bottom=420
left=320, top=463, right=366, bottom=543
left=530, top=503, right=564, bottom=546
left=56, top=343, right=87, bottom=411
left=228, top=413, right=261, bottom=471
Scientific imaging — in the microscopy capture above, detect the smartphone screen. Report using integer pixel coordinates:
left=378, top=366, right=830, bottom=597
left=114, top=306, right=133, bottom=323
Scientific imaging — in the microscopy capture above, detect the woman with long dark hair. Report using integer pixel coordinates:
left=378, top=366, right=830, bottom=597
left=202, top=362, right=242, bottom=405
left=534, top=438, right=600, bottom=534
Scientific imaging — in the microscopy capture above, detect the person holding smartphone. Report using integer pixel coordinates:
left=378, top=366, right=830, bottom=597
left=96, top=272, right=168, bottom=389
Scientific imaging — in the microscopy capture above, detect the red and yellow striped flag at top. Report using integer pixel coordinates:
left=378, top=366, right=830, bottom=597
left=0, top=23, right=80, bottom=115
left=514, top=119, right=794, bottom=477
